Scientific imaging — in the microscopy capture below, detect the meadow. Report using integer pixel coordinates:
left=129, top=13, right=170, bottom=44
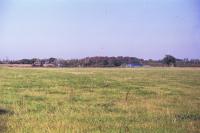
left=0, top=67, right=200, bottom=133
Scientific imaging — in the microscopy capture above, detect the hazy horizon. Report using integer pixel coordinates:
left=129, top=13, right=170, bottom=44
left=0, top=0, right=200, bottom=60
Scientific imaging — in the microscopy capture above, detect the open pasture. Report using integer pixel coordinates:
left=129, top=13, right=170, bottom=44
left=0, top=67, right=200, bottom=133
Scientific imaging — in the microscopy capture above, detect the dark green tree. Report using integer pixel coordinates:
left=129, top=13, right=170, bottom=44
left=163, top=55, right=176, bottom=66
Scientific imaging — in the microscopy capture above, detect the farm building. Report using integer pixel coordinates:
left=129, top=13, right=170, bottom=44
left=121, top=63, right=143, bottom=68
left=126, top=64, right=143, bottom=68
left=32, top=59, right=44, bottom=67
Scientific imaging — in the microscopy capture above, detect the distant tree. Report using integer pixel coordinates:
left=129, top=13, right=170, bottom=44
left=113, top=59, right=122, bottom=67
left=163, top=55, right=176, bottom=67
left=48, top=58, right=57, bottom=63
left=103, top=60, right=109, bottom=66
left=19, top=59, right=33, bottom=64
left=31, top=58, right=38, bottom=64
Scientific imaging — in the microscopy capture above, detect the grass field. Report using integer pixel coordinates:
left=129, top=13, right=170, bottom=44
left=0, top=67, right=200, bottom=133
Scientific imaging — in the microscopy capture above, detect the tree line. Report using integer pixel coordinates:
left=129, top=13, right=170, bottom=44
left=0, top=55, right=200, bottom=67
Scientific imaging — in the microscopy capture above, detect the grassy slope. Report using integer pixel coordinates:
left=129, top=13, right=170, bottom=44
left=0, top=67, right=200, bottom=133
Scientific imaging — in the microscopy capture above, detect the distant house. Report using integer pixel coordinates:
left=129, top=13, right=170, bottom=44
left=43, top=63, right=56, bottom=67
left=45, top=59, right=62, bottom=67
left=32, top=58, right=62, bottom=68
left=32, top=59, right=44, bottom=67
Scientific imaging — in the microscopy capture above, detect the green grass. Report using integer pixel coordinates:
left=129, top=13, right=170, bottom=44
left=0, top=67, right=200, bottom=133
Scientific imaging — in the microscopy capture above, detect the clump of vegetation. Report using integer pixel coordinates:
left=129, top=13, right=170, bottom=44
left=163, top=55, right=176, bottom=66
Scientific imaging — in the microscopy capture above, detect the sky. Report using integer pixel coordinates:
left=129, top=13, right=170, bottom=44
left=0, top=0, right=200, bottom=60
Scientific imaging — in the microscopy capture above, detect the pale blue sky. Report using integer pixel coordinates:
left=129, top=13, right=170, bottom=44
left=0, top=0, right=200, bottom=59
